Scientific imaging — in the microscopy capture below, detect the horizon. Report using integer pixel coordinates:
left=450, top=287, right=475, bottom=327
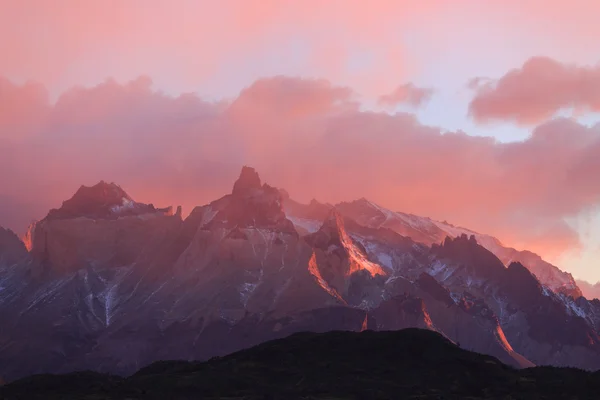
left=1, top=0, right=599, bottom=284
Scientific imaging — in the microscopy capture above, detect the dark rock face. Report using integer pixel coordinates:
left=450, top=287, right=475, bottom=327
left=372, top=295, right=433, bottom=330
left=428, top=236, right=600, bottom=370
left=416, top=272, right=455, bottom=307
left=432, top=234, right=506, bottom=281
left=501, top=263, right=600, bottom=350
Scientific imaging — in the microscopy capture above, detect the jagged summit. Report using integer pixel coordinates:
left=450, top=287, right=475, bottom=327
left=202, top=166, right=297, bottom=235
left=72, top=181, right=132, bottom=205
left=44, top=181, right=173, bottom=220
left=306, top=208, right=387, bottom=288
left=433, top=234, right=506, bottom=278
left=232, top=166, right=262, bottom=196
left=320, top=208, right=346, bottom=236
left=306, top=208, right=349, bottom=251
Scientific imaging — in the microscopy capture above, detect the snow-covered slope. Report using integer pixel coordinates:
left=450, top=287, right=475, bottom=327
left=333, top=198, right=581, bottom=298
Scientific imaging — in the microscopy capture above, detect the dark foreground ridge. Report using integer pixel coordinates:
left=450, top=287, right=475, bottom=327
left=2, top=329, right=600, bottom=400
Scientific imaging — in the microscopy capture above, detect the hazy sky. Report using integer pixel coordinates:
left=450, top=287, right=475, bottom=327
left=1, top=0, right=599, bottom=282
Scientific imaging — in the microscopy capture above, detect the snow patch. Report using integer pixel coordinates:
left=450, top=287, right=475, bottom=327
left=199, top=206, right=218, bottom=228
left=450, top=292, right=461, bottom=304
left=287, top=217, right=321, bottom=234
left=350, top=235, right=394, bottom=271
left=376, top=253, right=393, bottom=270
left=366, top=200, right=438, bottom=233
left=428, top=260, right=447, bottom=276
left=239, top=269, right=263, bottom=307
left=357, top=299, right=376, bottom=310
left=559, top=294, right=587, bottom=318
left=110, top=197, right=135, bottom=213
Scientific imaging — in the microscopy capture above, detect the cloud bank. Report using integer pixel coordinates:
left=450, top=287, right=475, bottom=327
left=4, top=0, right=600, bottom=101
left=1, top=75, right=600, bottom=266
left=469, top=57, right=600, bottom=125
left=378, top=83, right=434, bottom=108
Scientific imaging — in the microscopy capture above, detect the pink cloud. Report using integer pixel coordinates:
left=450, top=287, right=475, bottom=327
left=378, top=83, right=434, bottom=108
left=0, top=78, right=49, bottom=140
left=1, top=75, right=600, bottom=266
left=0, top=0, right=443, bottom=97
left=7, top=0, right=600, bottom=101
left=469, top=57, right=600, bottom=124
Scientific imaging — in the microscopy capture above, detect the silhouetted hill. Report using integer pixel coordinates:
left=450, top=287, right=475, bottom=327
left=2, top=328, right=599, bottom=399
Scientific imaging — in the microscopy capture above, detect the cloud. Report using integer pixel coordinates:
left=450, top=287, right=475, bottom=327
left=469, top=57, right=600, bottom=125
left=378, top=83, right=434, bottom=108
left=1, top=75, right=600, bottom=265
left=576, top=280, right=600, bottom=300
left=5, top=0, right=600, bottom=101
left=0, top=0, right=444, bottom=98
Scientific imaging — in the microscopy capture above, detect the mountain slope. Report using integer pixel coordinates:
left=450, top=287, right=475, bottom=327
left=2, top=329, right=600, bottom=400
left=310, top=197, right=582, bottom=297
left=4, top=166, right=600, bottom=382
left=427, top=235, right=600, bottom=369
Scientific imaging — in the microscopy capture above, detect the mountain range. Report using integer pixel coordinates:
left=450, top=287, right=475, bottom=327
left=1, top=166, right=599, bottom=383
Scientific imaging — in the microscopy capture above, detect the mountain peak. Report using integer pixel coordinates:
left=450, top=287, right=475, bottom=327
left=306, top=209, right=386, bottom=280
left=321, top=208, right=345, bottom=234
left=46, top=181, right=131, bottom=219
left=304, top=208, right=347, bottom=251
left=44, top=181, right=170, bottom=221
left=232, top=166, right=262, bottom=196
left=204, top=166, right=298, bottom=235
left=73, top=180, right=132, bottom=204
left=433, top=234, right=506, bottom=279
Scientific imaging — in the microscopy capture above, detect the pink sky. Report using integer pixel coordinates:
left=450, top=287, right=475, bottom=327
left=1, top=0, right=599, bottom=283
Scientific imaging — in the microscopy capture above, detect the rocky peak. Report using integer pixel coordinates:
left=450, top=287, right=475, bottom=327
left=305, top=199, right=333, bottom=219
left=74, top=181, right=131, bottom=205
left=44, top=181, right=172, bottom=221
left=204, top=166, right=297, bottom=235
left=502, top=262, right=544, bottom=305
left=305, top=209, right=386, bottom=290
left=321, top=209, right=346, bottom=236
left=306, top=209, right=349, bottom=251
left=433, top=234, right=506, bottom=279
left=282, top=197, right=332, bottom=222
left=336, top=198, right=386, bottom=223
left=46, top=181, right=131, bottom=220
left=232, top=166, right=262, bottom=197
